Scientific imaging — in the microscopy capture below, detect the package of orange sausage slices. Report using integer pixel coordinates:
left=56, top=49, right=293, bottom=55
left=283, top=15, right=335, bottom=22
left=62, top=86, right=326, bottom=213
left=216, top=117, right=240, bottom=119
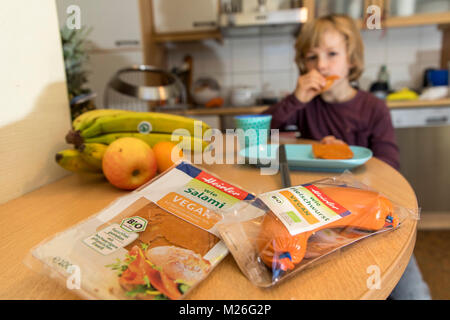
left=217, top=172, right=419, bottom=287
left=26, top=161, right=255, bottom=300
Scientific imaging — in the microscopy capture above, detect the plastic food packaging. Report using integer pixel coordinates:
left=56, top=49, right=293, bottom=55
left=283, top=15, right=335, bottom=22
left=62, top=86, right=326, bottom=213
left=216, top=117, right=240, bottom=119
left=218, top=172, right=418, bottom=287
left=25, top=161, right=254, bottom=300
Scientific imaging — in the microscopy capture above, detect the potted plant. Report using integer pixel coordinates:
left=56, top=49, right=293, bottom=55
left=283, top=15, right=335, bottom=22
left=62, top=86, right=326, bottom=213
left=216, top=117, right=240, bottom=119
left=61, top=25, right=96, bottom=120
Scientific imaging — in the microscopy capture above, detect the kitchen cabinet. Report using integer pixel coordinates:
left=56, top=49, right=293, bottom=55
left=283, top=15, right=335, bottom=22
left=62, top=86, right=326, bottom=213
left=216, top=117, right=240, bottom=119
left=56, top=0, right=143, bottom=50
left=56, top=0, right=145, bottom=108
left=152, top=0, right=219, bottom=33
left=150, top=0, right=222, bottom=43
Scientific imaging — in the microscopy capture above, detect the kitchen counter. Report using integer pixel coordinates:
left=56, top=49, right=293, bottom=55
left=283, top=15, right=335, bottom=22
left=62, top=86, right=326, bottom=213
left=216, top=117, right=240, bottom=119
left=0, top=137, right=418, bottom=300
left=166, top=98, right=450, bottom=117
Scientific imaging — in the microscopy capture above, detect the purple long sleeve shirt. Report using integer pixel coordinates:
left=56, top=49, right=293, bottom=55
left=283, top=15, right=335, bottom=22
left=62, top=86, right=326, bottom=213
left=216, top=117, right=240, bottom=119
left=263, top=90, right=400, bottom=170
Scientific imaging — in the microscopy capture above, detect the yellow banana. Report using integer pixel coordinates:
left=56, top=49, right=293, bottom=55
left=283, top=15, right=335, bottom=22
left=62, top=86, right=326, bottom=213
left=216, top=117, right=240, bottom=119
left=55, top=149, right=103, bottom=174
left=79, top=112, right=210, bottom=139
left=78, top=143, right=108, bottom=168
left=84, top=132, right=209, bottom=152
left=72, top=109, right=130, bottom=132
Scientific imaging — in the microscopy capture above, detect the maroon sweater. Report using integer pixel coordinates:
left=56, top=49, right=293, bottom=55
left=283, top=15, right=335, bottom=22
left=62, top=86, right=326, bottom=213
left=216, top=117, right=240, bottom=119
left=263, top=90, right=400, bottom=170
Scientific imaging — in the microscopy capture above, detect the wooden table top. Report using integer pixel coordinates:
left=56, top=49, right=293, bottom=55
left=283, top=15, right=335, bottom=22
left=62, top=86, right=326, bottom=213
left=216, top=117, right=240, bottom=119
left=0, top=137, right=418, bottom=300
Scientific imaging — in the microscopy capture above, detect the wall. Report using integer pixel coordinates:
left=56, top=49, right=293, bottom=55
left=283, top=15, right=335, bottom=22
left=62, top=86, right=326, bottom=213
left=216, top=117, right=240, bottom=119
left=361, top=26, right=442, bottom=91
left=0, top=0, right=72, bottom=204
left=166, top=25, right=443, bottom=104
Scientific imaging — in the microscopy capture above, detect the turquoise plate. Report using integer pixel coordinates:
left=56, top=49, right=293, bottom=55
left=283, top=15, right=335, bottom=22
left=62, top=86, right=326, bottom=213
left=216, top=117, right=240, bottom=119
left=239, top=144, right=373, bottom=172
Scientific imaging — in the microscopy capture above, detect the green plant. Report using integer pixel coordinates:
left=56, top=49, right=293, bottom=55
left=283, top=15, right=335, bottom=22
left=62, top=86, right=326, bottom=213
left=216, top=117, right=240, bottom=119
left=60, top=25, right=96, bottom=119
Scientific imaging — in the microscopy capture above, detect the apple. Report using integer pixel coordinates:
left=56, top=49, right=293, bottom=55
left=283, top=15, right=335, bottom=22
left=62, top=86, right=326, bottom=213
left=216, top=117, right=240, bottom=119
left=102, top=137, right=157, bottom=190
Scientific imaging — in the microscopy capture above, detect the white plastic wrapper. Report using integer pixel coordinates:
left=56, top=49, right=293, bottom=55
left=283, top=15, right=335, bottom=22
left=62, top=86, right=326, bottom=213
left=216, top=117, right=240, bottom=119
left=25, top=161, right=255, bottom=300
left=218, top=172, right=419, bottom=287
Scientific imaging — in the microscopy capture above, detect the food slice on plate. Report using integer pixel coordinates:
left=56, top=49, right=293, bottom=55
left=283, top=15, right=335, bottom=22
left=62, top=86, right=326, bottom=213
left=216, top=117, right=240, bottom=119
left=312, top=143, right=353, bottom=160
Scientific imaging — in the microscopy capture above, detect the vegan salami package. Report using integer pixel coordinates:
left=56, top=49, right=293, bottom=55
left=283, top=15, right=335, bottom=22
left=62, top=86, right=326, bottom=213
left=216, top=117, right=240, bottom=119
left=26, top=161, right=254, bottom=300
left=217, top=173, right=418, bottom=287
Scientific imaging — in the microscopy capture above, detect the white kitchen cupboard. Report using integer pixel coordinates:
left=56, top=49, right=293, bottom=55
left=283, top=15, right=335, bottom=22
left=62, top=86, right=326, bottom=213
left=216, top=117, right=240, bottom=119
left=56, top=0, right=142, bottom=50
left=152, top=0, right=219, bottom=34
left=55, top=0, right=145, bottom=109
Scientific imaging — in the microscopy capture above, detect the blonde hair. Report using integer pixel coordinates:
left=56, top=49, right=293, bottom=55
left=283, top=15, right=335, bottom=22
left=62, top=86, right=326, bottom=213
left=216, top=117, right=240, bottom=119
left=295, top=14, right=364, bottom=81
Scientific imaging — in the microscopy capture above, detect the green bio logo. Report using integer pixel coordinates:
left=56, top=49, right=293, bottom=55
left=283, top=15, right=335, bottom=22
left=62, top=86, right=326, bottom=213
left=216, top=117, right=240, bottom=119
left=138, top=121, right=152, bottom=134
left=120, top=217, right=147, bottom=233
left=286, top=211, right=301, bottom=223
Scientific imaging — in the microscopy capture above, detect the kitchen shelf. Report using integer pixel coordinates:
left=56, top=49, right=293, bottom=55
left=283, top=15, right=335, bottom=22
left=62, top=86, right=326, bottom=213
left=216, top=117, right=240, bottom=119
left=356, top=12, right=450, bottom=30
left=384, top=12, right=450, bottom=28
left=165, top=98, right=450, bottom=117
left=388, top=98, right=450, bottom=108
left=167, top=106, right=269, bottom=116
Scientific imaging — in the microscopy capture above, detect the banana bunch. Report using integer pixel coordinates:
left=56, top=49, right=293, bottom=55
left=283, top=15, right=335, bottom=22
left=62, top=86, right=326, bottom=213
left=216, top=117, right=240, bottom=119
left=55, top=147, right=104, bottom=174
left=72, top=108, right=130, bottom=132
left=84, top=132, right=209, bottom=151
left=56, top=109, right=212, bottom=174
left=65, top=109, right=211, bottom=152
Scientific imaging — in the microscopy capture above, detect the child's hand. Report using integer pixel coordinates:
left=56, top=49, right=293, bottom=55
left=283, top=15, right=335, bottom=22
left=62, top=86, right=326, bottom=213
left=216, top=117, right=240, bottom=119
left=294, top=70, right=326, bottom=103
left=321, top=135, right=346, bottom=145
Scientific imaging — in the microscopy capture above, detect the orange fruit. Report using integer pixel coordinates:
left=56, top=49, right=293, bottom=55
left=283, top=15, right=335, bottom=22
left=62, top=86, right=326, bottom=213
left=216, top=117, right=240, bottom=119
left=152, top=141, right=184, bottom=173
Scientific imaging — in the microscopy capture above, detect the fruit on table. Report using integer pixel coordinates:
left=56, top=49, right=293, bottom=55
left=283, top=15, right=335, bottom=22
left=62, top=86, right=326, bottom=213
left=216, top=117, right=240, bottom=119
left=55, top=149, right=102, bottom=173
left=257, top=186, right=398, bottom=277
left=77, top=143, right=108, bottom=168
left=72, top=108, right=130, bottom=132
left=102, top=137, right=157, bottom=190
left=77, top=111, right=210, bottom=139
left=66, top=109, right=211, bottom=152
left=60, top=109, right=211, bottom=178
left=152, top=141, right=184, bottom=173
left=82, top=132, right=209, bottom=152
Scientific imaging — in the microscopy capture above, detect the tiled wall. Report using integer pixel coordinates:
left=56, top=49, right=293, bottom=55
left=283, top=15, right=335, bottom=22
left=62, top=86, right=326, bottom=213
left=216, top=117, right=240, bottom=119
left=361, top=25, right=443, bottom=92
left=166, top=25, right=443, bottom=105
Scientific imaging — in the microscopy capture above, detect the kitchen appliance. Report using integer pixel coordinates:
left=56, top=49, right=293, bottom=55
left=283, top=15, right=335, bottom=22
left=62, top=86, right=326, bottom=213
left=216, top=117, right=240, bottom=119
left=220, top=0, right=308, bottom=36
left=103, top=65, right=187, bottom=111
left=391, top=106, right=450, bottom=215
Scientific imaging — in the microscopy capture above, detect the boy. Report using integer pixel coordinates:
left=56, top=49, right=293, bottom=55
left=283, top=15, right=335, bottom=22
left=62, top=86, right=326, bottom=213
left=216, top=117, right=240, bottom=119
left=263, top=14, right=399, bottom=169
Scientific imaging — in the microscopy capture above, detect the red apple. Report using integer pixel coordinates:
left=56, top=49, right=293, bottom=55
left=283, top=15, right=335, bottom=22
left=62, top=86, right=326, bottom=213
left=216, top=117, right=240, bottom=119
left=102, top=137, right=157, bottom=190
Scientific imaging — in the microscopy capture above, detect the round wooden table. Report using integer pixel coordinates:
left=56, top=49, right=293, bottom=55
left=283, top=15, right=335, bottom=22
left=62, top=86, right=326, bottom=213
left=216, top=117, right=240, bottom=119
left=0, top=136, right=417, bottom=300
